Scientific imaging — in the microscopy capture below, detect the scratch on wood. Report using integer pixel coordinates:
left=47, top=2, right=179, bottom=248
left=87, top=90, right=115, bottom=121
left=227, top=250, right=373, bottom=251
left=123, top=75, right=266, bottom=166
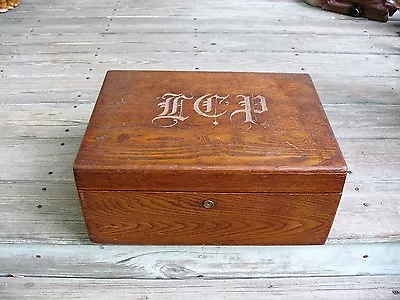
left=285, top=141, right=300, bottom=150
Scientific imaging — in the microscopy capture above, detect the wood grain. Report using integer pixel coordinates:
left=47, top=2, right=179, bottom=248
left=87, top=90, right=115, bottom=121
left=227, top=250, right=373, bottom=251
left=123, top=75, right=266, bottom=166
left=2, top=138, right=398, bottom=185
left=74, top=71, right=347, bottom=193
left=2, top=276, right=400, bottom=300
left=80, top=191, right=341, bottom=245
left=0, top=0, right=399, bottom=296
left=0, top=179, right=399, bottom=245
left=1, top=243, right=399, bottom=279
left=1, top=104, right=399, bottom=140
left=73, top=71, right=347, bottom=244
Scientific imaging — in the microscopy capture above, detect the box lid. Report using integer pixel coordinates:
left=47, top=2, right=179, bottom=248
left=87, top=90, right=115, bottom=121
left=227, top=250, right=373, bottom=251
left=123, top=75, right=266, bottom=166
left=74, top=71, right=347, bottom=193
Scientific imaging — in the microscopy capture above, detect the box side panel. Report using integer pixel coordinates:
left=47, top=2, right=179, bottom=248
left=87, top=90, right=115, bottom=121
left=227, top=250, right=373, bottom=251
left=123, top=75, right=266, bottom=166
left=78, top=191, right=342, bottom=245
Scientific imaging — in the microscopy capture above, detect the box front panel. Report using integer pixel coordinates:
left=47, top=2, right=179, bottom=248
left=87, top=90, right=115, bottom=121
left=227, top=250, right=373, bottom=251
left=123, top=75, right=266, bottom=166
left=79, top=191, right=341, bottom=245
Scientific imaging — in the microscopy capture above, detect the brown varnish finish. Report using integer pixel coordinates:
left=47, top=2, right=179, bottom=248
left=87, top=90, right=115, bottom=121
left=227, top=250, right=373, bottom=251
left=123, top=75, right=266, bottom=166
left=80, top=191, right=341, bottom=245
left=74, top=71, right=347, bottom=245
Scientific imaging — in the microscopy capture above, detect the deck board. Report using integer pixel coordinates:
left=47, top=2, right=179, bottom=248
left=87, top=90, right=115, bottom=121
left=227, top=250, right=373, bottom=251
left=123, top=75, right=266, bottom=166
left=2, top=276, right=400, bottom=299
left=0, top=0, right=399, bottom=297
left=1, top=243, right=400, bottom=278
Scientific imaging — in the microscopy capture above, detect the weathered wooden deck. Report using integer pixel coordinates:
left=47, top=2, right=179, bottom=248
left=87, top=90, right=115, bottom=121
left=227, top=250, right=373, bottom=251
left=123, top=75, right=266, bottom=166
left=0, top=0, right=399, bottom=298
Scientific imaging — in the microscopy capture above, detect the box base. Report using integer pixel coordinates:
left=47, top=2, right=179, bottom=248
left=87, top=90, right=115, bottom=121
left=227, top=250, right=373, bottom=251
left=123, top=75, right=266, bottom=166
left=79, top=191, right=341, bottom=245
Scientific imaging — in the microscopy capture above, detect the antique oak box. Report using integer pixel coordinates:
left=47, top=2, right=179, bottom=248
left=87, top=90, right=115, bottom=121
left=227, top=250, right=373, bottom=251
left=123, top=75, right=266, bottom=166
left=74, top=71, right=347, bottom=245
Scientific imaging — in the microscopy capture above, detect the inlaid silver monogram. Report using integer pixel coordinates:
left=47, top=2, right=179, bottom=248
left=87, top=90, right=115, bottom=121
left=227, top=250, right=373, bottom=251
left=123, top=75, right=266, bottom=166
left=153, top=93, right=268, bottom=128
left=194, top=94, right=229, bottom=125
left=151, top=93, right=193, bottom=128
left=230, top=94, right=268, bottom=127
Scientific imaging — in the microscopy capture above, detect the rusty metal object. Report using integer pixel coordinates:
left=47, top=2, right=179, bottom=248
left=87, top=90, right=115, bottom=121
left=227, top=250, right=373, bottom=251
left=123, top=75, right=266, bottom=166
left=304, top=0, right=399, bottom=22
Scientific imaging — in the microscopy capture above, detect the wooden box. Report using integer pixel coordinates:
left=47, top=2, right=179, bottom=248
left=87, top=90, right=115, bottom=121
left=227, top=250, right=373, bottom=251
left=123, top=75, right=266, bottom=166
left=74, top=71, right=347, bottom=245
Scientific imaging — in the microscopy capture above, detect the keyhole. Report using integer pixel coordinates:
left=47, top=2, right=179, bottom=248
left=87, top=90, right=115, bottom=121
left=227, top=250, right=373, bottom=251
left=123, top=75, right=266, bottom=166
left=202, top=200, right=215, bottom=209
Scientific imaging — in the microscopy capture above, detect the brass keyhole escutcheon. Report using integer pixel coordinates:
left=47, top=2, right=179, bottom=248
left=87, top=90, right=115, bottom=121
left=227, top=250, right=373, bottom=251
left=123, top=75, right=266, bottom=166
left=202, top=200, right=215, bottom=209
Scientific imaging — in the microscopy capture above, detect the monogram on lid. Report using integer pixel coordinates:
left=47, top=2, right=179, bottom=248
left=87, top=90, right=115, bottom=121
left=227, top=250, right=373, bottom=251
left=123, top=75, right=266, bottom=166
left=151, top=92, right=268, bottom=128
left=74, top=71, right=347, bottom=245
